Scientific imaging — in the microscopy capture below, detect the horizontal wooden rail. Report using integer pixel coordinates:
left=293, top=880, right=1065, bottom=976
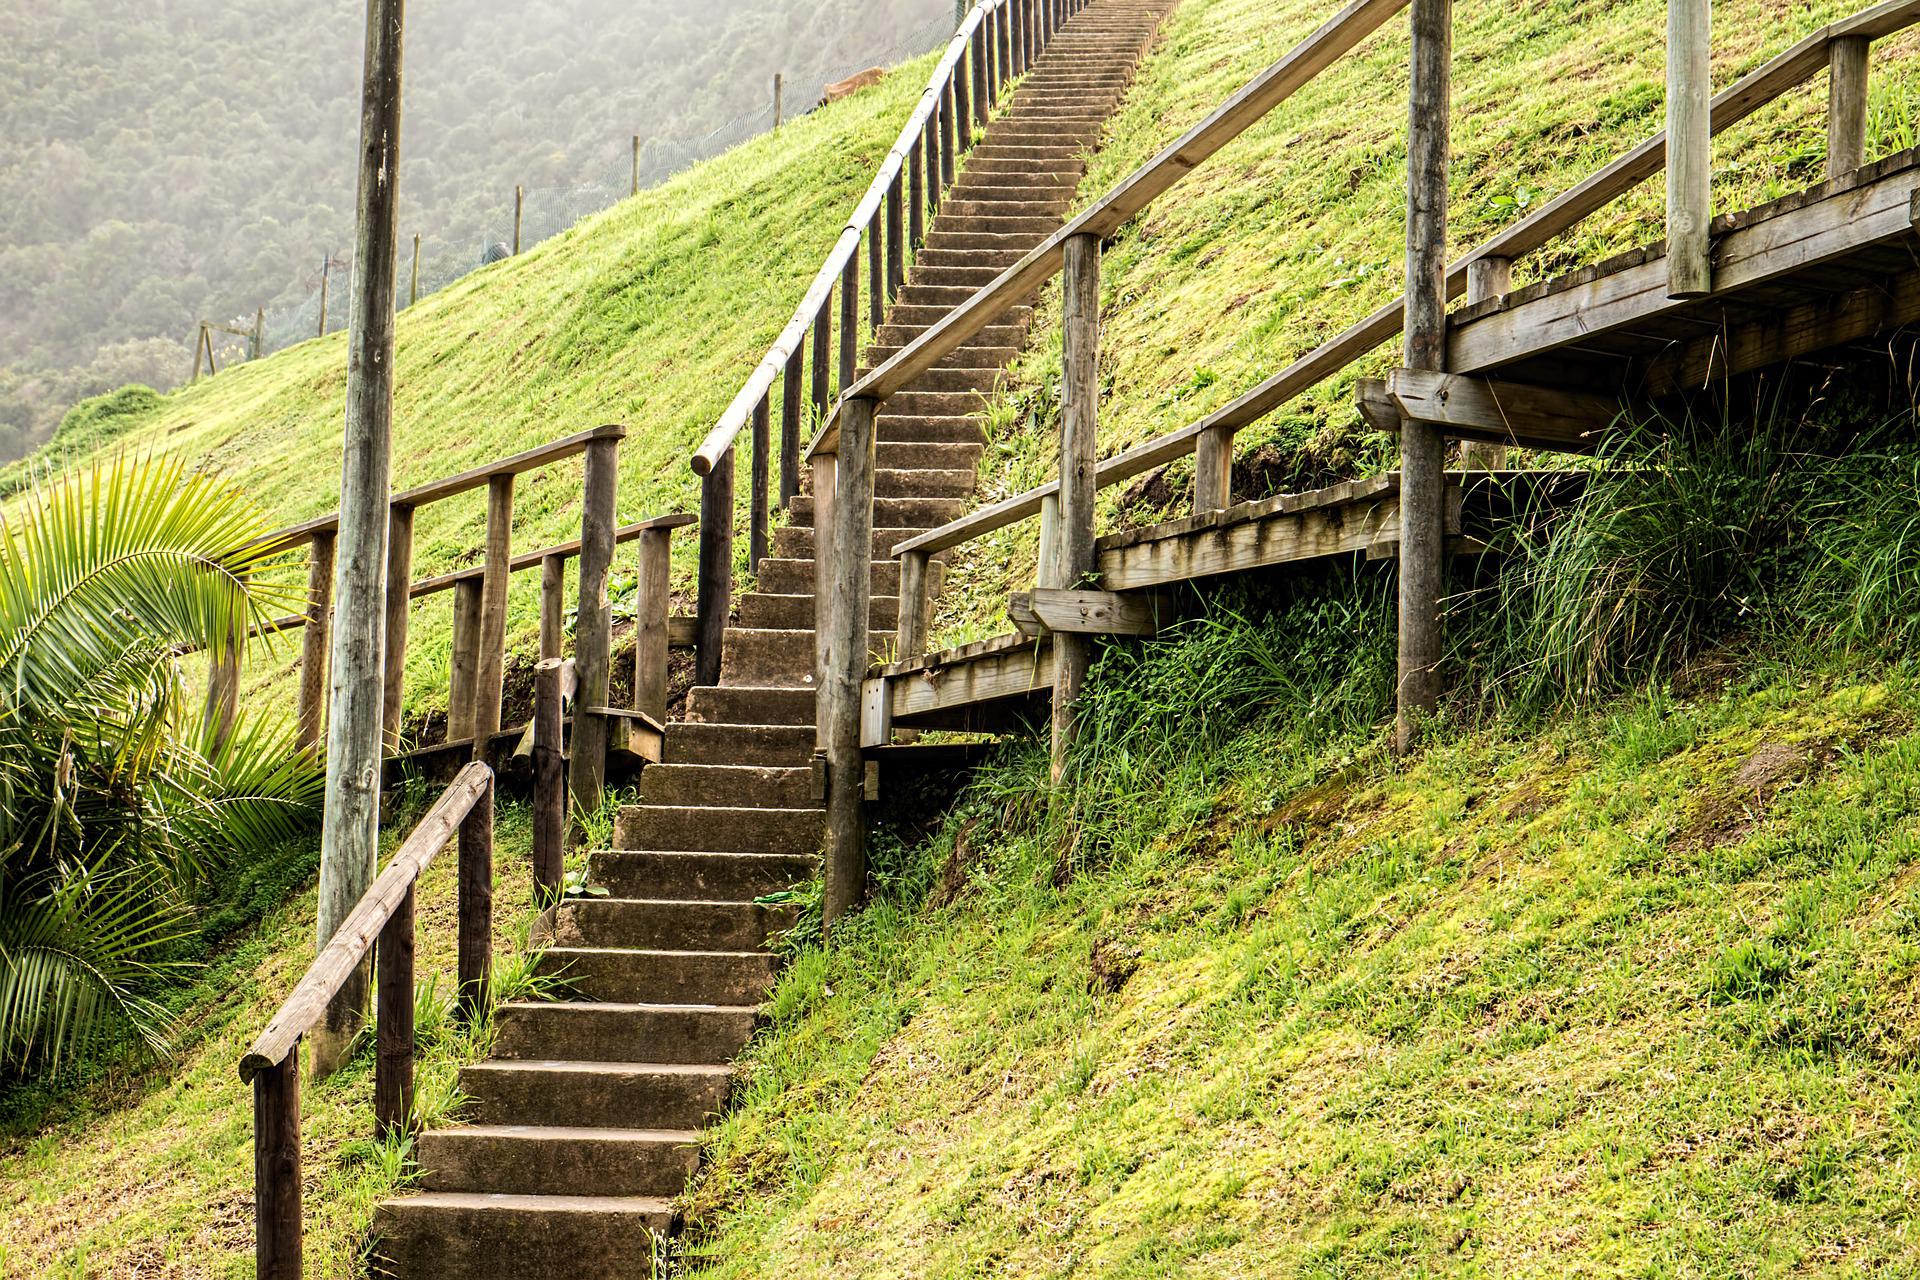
left=254, top=424, right=628, bottom=552
left=692, top=0, right=1010, bottom=477
left=811, top=0, right=1413, bottom=457
left=890, top=0, right=1920, bottom=559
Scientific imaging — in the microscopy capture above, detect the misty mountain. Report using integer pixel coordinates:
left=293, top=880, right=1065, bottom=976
left=0, top=0, right=952, bottom=461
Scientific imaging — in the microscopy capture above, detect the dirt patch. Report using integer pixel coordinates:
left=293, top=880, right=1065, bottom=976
left=929, top=818, right=984, bottom=908
left=1672, top=738, right=1832, bottom=852
left=1088, top=936, right=1141, bottom=995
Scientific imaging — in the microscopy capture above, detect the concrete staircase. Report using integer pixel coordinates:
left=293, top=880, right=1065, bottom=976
left=374, top=2, right=1174, bottom=1273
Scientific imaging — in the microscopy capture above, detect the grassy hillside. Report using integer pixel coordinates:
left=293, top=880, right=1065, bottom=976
left=1, top=50, right=947, bottom=733
left=934, top=0, right=1920, bottom=644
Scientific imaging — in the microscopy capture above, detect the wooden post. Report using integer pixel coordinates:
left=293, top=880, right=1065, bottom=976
left=455, top=776, right=493, bottom=1023
left=1396, top=0, right=1452, bottom=755
left=925, top=115, right=941, bottom=217
left=956, top=40, right=974, bottom=141
left=750, top=393, right=771, bottom=571
left=205, top=599, right=241, bottom=752
left=252, top=308, right=265, bottom=360
left=1458, top=257, right=1512, bottom=470
left=408, top=234, right=420, bottom=308
left=632, top=134, right=641, bottom=196
left=253, top=1045, right=302, bottom=1280
left=910, top=137, right=927, bottom=249
left=695, top=450, right=734, bottom=688
left=539, top=553, right=565, bottom=660
left=1194, top=427, right=1232, bottom=512
left=839, top=256, right=858, bottom=392
left=1053, top=233, right=1100, bottom=779
left=634, top=528, right=672, bottom=723
left=189, top=323, right=202, bottom=383
left=811, top=301, right=831, bottom=428
left=898, top=549, right=931, bottom=659
left=317, top=258, right=330, bottom=337
left=773, top=72, right=784, bottom=128
left=513, top=185, right=524, bottom=255
left=1829, top=35, right=1870, bottom=177
left=472, top=474, right=514, bottom=758
left=1038, top=491, right=1061, bottom=589
left=780, top=345, right=805, bottom=505
left=448, top=576, right=482, bottom=743
left=973, top=24, right=989, bottom=126
left=314, top=0, right=404, bottom=1082
left=868, top=219, right=885, bottom=335
left=297, top=531, right=335, bottom=753
left=886, top=175, right=905, bottom=300
left=940, top=79, right=958, bottom=188
left=373, top=885, right=414, bottom=1137
left=380, top=504, right=414, bottom=753
left=569, top=437, right=619, bottom=807
left=811, top=451, right=837, bottom=748
left=533, top=658, right=565, bottom=903
left=822, top=397, right=875, bottom=931
left=1666, top=0, right=1712, bottom=299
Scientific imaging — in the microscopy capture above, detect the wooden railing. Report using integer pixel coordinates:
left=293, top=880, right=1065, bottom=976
left=804, top=0, right=1920, bottom=913
left=238, top=758, right=569, bottom=1279
left=687, top=0, right=1086, bottom=684
left=200, top=425, right=696, bottom=806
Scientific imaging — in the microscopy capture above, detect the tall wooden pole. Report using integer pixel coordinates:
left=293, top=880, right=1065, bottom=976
left=822, top=398, right=875, bottom=933
left=408, top=233, right=420, bottom=307
left=1666, top=0, right=1712, bottom=299
left=773, top=72, right=784, bottom=128
left=631, top=134, right=641, bottom=196
left=1395, top=0, right=1450, bottom=755
left=314, top=0, right=405, bottom=1080
left=1052, top=233, right=1100, bottom=779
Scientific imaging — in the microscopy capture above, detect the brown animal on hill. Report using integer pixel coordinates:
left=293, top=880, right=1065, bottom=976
left=820, top=66, right=887, bottom=105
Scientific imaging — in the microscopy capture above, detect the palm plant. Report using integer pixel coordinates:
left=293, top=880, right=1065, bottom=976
left=0, top=456, right=324, bottom=1074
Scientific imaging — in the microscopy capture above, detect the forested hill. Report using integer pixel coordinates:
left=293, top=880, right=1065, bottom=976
left=0, top=0, right=947, bottom=462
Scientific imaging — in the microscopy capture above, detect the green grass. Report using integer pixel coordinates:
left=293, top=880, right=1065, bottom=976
left=0, top=792, right=548, bottom=1278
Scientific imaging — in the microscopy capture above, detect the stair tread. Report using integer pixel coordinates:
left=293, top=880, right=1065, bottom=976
left=500, top=997, right=760, bottom=1013
left=469, top=1059, right=731, bottom=1076
left=387, top=1191, right=676, bottom=1213
left=426, top=1124, right=703, bottom=1143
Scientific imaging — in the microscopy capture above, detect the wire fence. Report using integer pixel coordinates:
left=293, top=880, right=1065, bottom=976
left=200, top=11, right=960, bottom=371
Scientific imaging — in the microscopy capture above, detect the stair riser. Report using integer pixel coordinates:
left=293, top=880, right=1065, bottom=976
left=463, top=1063, right=728, bottom=1130
left=740, top=592, right=899, bottom=631
left=540, top=949, right=777, bottom=1005
left=614, top=804, right=824, bottom=855
left=683, top=685, right=815, bottom=726
left=876, top=441, right=984, bottom=471
left=788, top=495, right=966, bottom=526
left=590, top=850, right=815, bottom=900
left=375, top=1202, right=670, bottom=1280
left=494, top=1001, right=761, bottom=1063
left=636, top=763, right=816, bottom=808
left=418, top=1131, right=699, bottom=1198
left=774, top=524, right=934, bottom=561
left=757, top=557, right=939, bottom=597
left=555, top=899, right=799, bottom=953
left=665, top=721, right=815, bottom=766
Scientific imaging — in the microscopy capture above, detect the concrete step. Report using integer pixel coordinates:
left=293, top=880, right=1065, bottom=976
left=958, top=156, right=1086, bottom=178
left=897, top=281, right=1031, bottom=309
left=872, top=333, right=1022, bottom=363
left=636, top=762, right=815, bottom=809
left=757, top=556, right=938, bottom=598
left=882, top=389, right=992, bottom=416
left=555, top=896, right=798, bottom=953
left=965, top=144, right=1089, bottom=162
left=539, top=946, right=778, bottom=1004
left=463, top=1058, right=730, bottom=1130
left=740, top=591, right=899, bottom=631
left=589, top=849, right=815, bottom=900
left=494, top=998, right=761, bottom=1063
left=788, top=493, right=966, bottom=527
left=417, top=1125, right=700, bottom=1198
left=929, top=212, right=1061, bottom=235
left=922, top=229, right=1046, bottom=255
left=665, top=719, right=815, bottom=765
left=717, top=628, right=815, bottom=687
left=877, top=439, right=984, bottom=471
left=774, top=522, right=929, bottom=562
left=871, top=465, right=978, bottom=497
left=374, top=1192, right=672, bottom=1279
left=910, top=262, right=1022, bottom=288
left=683, top=684, right=815, bottom=726
left=614, top=803, right=824, bottom=855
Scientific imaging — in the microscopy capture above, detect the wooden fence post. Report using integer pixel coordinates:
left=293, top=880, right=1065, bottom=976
left=1053, top=233, right=1101, bottom=780
left=898, top=549, right=931, bottom=660
left=408, top=234, right=420, bottom=308
left=1828, top=35, right=1870, bottom=177
left=868, top=219, right=885, bottom=335
left=634, top=527, right=672, bottom=724
left=694, top=449, right=734, bottom=688
left=941, top=79, right=958, bottom=187
left=455, top=775, right=493, bottom=1023
left=253, top=308, right=265, bottom=359
left=533, top=659, right=565, bottom=903
left=886, top=174, right=905, bottom=300
left=780, top=345, right=805, bottom=505
left=1666, top=0, right=1712, bottom=298
left=910, top=137, right=927, bottom=248
left=253, top=1045, right=303, bottom=1280
left=812, top=451, right=838, bottom=751
left=839, top=256, right=859, bottom=391
left=472, top=474, right=514, bottom=758
left=1395, top=0, right=1452, bottom=754
left=1458, top=256, right=1512, bottom=470
left=373, top=885, right=414, bottom=1137
left=811, top=301, right=832, bottom=428
left=973, top=23, right=990, bottom=126
left=381, top=504, right=415, bottom=752
left=297, top=531, right=336, bottom=753
left=513, top=185, right=524, bottom=255
left=1194, top=427, right=1232, bottom=513
left=569, top=437, right=619, bottom=807
left=1038, top=491, right=1062, bottom=589
left=750, top=392, right=771, bottom=571
left=205, top=590, right=242, bottom=752
left=448, top=576, right=483, bottom=743
left=632, top=134, right=641, bottom=196
left=822, top=398, right=875, bottom=932
left=317, top=258, right=330, bottom=337
left=956, top=37, right=974, bottom=140
left=539, top=553, right=565, bottom=660
left=774, top=72, right=784, bottom=128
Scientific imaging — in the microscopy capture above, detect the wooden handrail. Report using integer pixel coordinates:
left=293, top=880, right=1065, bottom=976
left=888, top=0, right=1920, bottom=560
left=239, top=763, right=492, bottom=1081
left=809, top=0, right=1413, bottom=458
left=251, top=423, right=628, bottom=552
left=691, top=0, right=1010, bottom=477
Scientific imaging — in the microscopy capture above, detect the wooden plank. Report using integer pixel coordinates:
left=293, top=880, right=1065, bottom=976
left=1451, top=159, right=1920, bottom=372
left=455, top=779, right=493, bottom=1023
left=887, top=637, right=1053, bottom=721
left=473, top=475, right=514, bottom=754
left=1667, top=0, right=1714, bottom=298
left=381, top=505, right=415, bottom=752
left=1384, top=369, right=1621, bottom=451
left=1829, top=35, right=1871, bottom=176
left=1009, top=588, right=1162, bottom=636
left=447, top=577, right=483, bottom=741
left=633, top=527, right=672, bottom=723
left=1098, top=492, right=1405, bottom=591
left=823, top=398, right=878, bottom=929
left=241, top=764, right=491, bottom=1080
left=695, top=454, right=733, bottom=688
left=568, top=437, right=619, bottom=807
left=1054, top=232, right=1101, bottom=773
left=373, top=885, right=415, bottom=1137
left=532, top=659, right=565, bottom=904
left=252, top=1048, right=302, bottom=1280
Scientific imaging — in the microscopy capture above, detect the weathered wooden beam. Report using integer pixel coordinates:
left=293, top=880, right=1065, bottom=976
left=1458, top=256, right=1512, bottom=469
left=447, top=577, right=482, bottom=742
left=694, top=450, right=733, bottom=688
left=632, top=527, right=672, bottom=725
left=1009, top=588, right=1162, bottom=636
left=1097, top=484, right=1410, bottom=590
left=381, top=504, right=415, bottom=753
left=538, top=552, right=565, bottom=660
left=1667, top=0, right=1714, bottom=298
left=373, top=884, right=414, bottom=1138
left=252, top=1045, right=302, bottom=1280
left=823, top=397, right=876, bottom=931
left=296, top=530, right=335, bottom=752
left=568, top=436, right=618, bottom=808
left=1053, top=232, right=1101, bottom=778
left=472, top=474, right=514, bottom=757
left=1383, top=369, right=1620, bottom=451
left=532, top=658, right=565, bottom=904
left=1829, top=35, right=1871, bottom=176
left=455, top=776, right=493, bottom=1023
